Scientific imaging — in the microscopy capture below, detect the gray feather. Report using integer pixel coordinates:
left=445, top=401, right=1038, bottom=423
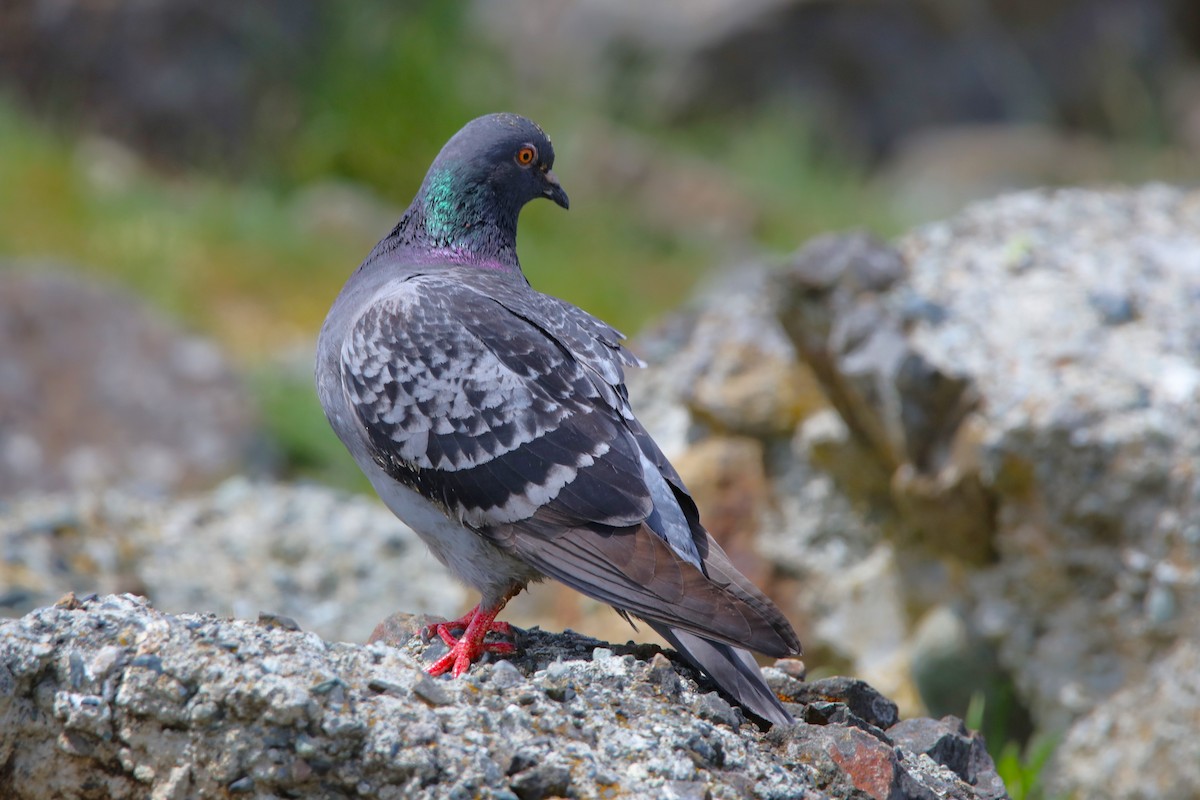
left=651, top=623, right=794, bottom=727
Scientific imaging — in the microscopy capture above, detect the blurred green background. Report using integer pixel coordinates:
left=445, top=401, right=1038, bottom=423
left=0, top=1, right=907, bottom=490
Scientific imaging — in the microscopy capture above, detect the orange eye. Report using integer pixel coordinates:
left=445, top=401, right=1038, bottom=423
left=516, top=145, right=537, bottom=166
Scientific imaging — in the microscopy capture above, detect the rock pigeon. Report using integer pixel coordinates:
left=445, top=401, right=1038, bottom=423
left=315, top=113, right=801, bottom=725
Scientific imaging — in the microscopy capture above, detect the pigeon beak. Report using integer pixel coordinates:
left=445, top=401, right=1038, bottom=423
left=542, top=169, right=570, bottom=210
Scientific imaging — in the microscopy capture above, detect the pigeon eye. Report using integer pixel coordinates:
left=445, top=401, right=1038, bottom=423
left=515, top=145, right=537, bottom=166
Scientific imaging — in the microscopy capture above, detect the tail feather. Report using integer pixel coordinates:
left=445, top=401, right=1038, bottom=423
left=650, top=622, right=794, bottom=727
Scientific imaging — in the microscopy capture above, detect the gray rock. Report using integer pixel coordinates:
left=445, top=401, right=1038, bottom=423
left=0, top=478, right=465, bottom=642
left=473, top=0, right=1195, bottom=159
left=0, top=268, right=263, bottom=495
left=895, top=185, right=1200, bottom=733
left=0, top=594, right=1005, bottom=799
left=769, top=186, right=1200, bottom=735
left=666, top=268, right=825, bottom=438
left=0, top=0, right=318, bottom=166
left=767, top=718, right=1002, bottom=800
left=625, top=186, right=1200, bottom=792
left=790, top=676, right=900, bottom=731
left=1047, top=639, right=1200, bottom=800
left=889, top=717, right=1007, bottom=800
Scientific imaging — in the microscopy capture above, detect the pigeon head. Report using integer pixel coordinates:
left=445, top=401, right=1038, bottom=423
left=429, top=113, right=569, bottom=212
left=385, top=113, right=569, bottom=270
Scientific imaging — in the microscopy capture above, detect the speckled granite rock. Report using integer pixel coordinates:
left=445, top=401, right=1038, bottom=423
left=0, top=594, right=1006, bottom=799
left=1047, top=639, right=1200, bottom=800
left=892, top=187, right=1200, bottom=734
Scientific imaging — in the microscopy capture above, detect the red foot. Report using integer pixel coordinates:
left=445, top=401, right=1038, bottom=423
left=423, top=600, right=516, bottom=677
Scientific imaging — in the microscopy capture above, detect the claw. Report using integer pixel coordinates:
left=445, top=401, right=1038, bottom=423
left=424, top=599, right=516, bottom=677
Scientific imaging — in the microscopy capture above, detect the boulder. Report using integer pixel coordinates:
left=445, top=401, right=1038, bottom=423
left=624, top=185, right=1200, bottom=791
left=0, top=268, right=262, bottom=495
left=0, top=593, right=1007, bottom=799
left=1047, top=639, right=1200, bottom=800
left=883, top=185, right=1200, bottom=734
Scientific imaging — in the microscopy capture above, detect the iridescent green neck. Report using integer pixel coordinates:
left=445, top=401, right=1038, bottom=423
left=420, top=167, right=519, bottom=259
left=421, top=169, right=462, bottom=242
left=367, top=166, right=523, bottom=271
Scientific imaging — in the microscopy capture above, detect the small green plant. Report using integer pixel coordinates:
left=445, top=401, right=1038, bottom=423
left=995, top=733, right=1060, bottom=800
left=965, top=690, right=1059, bottom=800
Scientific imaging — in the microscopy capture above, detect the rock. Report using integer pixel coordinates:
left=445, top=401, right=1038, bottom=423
left=771, top=186, right=1200, bottom=736
left=773, top=658, right=807, bottom=680
left=889, top=717, right=1007, bottom=800
left=0, top=478, right=465, bottom=641
left=893, top=185, right=1200, bottom=733
left=0, top=594, right=1005, bottom=799
left=0, top=268, right=263, bottom=495
left=671, top=269, right=826, bottom=437
left=473, top=0, right=1198, bottom=159
left=366, top=611, right=445, bottom=648
left=0, top=0, right=318, bottom=166
left=624, top=185, right=1200, bottom=793
left=789, top=677, right=899, bottom=731
left=769, top=716, right=1005, bottom=800
left=1047, top=639, right=1200, bottom=800
left=671, top=436, right=772, bottom=585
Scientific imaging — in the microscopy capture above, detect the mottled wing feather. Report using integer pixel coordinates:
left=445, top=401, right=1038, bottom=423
left=341, top=274, right=651, bottom=528
left=484, top=278, right=643, bottom=413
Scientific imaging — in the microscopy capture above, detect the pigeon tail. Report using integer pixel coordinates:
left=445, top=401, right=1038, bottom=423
left=650, top=623, right=794, bottom=727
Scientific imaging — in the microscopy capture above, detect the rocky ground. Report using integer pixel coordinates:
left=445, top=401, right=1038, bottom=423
left=0, top=593, right=1005, bottom=800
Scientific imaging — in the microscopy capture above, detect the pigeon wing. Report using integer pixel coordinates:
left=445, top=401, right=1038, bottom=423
left=341, top=273, right=652, bottom=528
left=491, top=510, right=800, bottom=657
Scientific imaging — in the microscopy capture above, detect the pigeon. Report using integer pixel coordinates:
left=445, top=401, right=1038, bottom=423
left=315, top=113, right=801, bottom=726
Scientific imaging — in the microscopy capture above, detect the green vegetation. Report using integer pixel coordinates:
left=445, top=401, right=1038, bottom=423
left=994, top=735, right=1060, bottom=800
left=966, top=691, right=1059, bottom=800
left=0, top=101, right=358, bottom=354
